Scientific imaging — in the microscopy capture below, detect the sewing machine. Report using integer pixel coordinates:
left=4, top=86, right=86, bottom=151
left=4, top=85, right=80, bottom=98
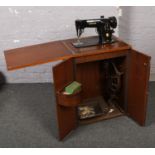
left=72, top=16, right=117, bottom=48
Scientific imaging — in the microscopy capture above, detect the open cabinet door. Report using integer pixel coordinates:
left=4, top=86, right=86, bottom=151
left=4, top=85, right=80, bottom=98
left=126, top=50, right=151, bottom=125
left=53, top=58, right=77, bottom=140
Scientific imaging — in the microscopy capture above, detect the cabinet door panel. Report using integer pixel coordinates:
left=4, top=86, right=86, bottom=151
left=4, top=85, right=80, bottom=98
left=53, top=58, right=77, bottom=140
left=127, top=50, right=151, bottom=125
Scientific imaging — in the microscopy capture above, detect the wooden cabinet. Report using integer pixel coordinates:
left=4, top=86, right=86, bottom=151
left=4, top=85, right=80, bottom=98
left=4, top=36, right=151, bottom=140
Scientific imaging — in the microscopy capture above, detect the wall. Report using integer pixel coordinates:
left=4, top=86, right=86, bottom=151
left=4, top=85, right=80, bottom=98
left=119, top=6, right=155, bottom=81
left=0, top=6, right=119, bottom=83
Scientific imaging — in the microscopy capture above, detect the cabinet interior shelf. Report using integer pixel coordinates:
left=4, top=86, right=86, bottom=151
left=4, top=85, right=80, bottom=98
left=78, top=96, right=124, bottom=125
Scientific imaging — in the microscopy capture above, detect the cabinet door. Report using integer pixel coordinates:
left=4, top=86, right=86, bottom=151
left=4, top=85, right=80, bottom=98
left=53, top=58, right=77, bottom=140
left=126, top=50, right=151, bottom=125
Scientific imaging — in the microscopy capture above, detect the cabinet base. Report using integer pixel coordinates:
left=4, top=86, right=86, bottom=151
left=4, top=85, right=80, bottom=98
left=78, top=96, right=124, bottom=125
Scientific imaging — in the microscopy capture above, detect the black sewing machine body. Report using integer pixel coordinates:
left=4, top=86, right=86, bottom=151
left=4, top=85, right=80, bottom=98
left=72, top=16, right=117, bottom=48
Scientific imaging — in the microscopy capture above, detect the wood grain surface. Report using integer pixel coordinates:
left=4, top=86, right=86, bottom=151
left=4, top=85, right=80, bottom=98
left=126, top=50, right=151, bottom=125
left=4, top=36, right=131, bottom=70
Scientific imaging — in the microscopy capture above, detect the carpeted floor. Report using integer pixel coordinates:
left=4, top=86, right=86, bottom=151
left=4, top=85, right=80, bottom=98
left=0, top=82, right=154, bottom=148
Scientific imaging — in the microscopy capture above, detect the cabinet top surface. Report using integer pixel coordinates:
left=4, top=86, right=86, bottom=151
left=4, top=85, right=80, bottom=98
left=4, top=36, right=131, bottom=71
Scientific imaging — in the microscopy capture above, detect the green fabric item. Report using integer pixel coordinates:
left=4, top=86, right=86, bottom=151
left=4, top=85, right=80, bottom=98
left=65, top=81, right=81, bottom=94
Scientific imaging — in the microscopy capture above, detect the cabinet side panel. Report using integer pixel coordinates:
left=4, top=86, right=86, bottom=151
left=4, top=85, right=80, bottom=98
left=127, top=50, right=151, bottom=125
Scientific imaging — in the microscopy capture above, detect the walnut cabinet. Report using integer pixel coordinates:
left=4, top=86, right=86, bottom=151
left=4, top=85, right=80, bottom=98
left=4, top=36, right=151, bottom=140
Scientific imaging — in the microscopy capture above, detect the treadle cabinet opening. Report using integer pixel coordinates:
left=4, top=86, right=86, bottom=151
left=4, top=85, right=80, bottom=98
left=53, top=49, right=150, bottom=140
left=75, top=56, right=126, bottom=124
